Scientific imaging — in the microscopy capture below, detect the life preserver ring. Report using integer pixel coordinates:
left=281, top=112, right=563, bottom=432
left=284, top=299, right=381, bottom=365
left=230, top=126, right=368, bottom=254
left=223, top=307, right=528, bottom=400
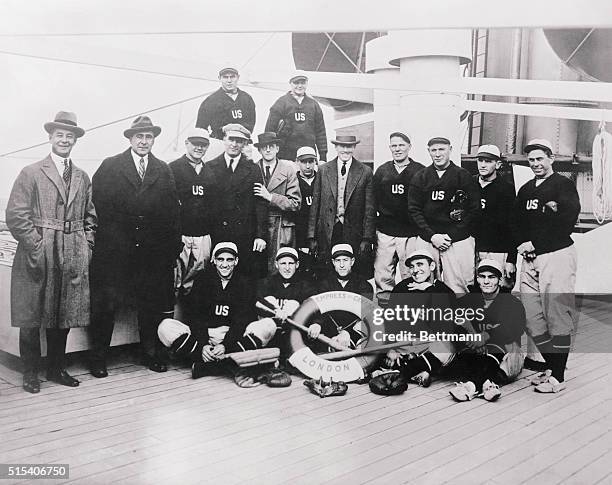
left=287, top=291, right=382, bottom=382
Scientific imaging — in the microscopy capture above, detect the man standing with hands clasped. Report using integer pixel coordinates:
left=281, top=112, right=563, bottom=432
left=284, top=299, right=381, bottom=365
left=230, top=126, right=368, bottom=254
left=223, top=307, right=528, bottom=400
left=408, top=137, right=480, bottom=294
left=7, top=111, right=96, bottom=393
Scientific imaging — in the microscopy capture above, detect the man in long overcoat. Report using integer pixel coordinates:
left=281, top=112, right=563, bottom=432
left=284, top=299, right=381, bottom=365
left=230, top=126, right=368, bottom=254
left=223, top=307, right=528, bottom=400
left=89, top=115, right=181, bottom=377
left=203, top=123, right=268, bottom=278
left=306, top=135, right=375, bottom=277
left=6, top=111, right=97, bottom=393
left=252, top=131, right=301, bottom=274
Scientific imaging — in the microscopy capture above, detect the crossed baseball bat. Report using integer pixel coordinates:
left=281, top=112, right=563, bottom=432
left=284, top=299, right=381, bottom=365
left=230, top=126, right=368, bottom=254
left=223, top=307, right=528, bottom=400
left=256, top=300, right=410, bottom=360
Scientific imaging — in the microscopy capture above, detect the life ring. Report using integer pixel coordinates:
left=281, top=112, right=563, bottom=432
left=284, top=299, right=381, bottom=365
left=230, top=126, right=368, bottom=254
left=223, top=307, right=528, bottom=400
left=287, top=291, right=382, bottom=382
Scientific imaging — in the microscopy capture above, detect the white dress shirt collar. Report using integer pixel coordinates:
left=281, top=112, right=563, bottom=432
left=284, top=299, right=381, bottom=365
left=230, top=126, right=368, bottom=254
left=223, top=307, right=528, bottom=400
left=131, top=150, right=149, bottom=172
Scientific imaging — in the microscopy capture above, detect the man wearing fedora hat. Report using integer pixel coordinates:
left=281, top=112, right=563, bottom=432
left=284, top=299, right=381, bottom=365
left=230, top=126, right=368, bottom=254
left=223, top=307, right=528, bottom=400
left=253, top=131, right=301, bottom=273
left=6, top=111, right=97, bottom=393
left=196, top=67, right=256, bottom=141
left=307, top=134, right=375, bottom=277
left=89, top=115, right=181, bottom=377
left=203, top=123, right=268, bottom=278
left=265, top=72, right=328, bottom=162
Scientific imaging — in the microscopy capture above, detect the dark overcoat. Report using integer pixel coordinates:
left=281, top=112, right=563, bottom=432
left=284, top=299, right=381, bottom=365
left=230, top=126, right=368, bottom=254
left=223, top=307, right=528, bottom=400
left=203, top=153, right=268, bottom=251
left=90, top=149, right=181, bottom=312
left=6, top=156, right=97, bottom=328
left=307, top=158, right=375, bottom=262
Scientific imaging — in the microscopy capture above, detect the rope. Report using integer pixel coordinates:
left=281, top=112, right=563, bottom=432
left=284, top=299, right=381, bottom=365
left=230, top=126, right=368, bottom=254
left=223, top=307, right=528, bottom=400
left=591, top=119, right=612, bottom=224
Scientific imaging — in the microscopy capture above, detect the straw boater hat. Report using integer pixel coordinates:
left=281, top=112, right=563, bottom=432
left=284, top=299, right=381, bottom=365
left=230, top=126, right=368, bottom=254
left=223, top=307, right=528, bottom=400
left=44, top=111, right=85, bottom=138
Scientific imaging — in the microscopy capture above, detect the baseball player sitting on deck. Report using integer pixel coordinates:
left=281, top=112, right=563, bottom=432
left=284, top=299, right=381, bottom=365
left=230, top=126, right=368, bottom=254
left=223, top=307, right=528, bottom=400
left=389, top=259, right=525, bottom=401
left=307, top=244, right=373, bottom=351
left=381, top=249, right=456, bottom=386
left=256, top=246, right=315, bottom=362
left=447, top=259, right=526, bottom=402
left=157, top=242, right=282, bottom=385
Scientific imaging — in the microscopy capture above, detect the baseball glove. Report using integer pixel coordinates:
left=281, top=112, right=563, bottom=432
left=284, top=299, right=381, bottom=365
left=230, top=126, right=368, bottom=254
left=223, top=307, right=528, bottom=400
left=449, top=189, right=467, bottom=222
left=258, top=368, right=292, bottom=388
left=369, top=371, right=408, bottom=395
left=303, top=377, right=348, bottom=398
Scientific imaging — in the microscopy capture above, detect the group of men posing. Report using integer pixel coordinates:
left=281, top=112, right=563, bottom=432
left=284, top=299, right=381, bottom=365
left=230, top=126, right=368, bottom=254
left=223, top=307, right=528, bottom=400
left=6, top=66, right=580, bottom=401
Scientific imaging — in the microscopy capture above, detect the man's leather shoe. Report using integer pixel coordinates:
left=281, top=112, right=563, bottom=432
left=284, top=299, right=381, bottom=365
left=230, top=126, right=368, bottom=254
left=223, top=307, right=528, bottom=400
left=90, top=361, right=108, bottom=378
left=23, top=372, right=40, bottom=394
left=47, top=368, right=80, bottom=387
left=148, top=361, right=168, bottom=373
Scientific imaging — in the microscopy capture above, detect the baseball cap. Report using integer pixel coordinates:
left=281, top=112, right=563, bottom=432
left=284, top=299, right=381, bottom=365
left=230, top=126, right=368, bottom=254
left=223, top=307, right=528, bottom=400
left=289, top=72, right=308, bottom=83
left=219, top=67, right=239, bottom=77
left=477, top=259, right=503, bottom=278
left=213, top=242, right=238, bottom=258
left=276, top=247, right=299, bottom=262
left=185, top=128, right=210, bottom=144
left=222, top=123, right=251, bottom=141
left=405, top=249, right=435, bottom=265
left=296, top=146, right=317, bottom=161
left=331, top=244, right=354, bottom=259
left=427, top=137, right=451, bottom=147
left=477, top=144, right=501, bottom=160
left=524, top=138, right=553, bottom=154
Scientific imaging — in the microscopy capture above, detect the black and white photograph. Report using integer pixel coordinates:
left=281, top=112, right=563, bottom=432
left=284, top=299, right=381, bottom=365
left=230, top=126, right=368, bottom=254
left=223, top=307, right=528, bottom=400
left=0, top=1, right=611, bottom=483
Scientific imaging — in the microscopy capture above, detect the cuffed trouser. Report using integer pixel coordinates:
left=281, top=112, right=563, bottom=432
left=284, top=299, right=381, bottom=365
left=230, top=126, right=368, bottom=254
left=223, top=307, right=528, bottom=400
left=520, top=245, right=577, bottom=338
left=374, top=232, right=418, bottom=298
left=416, top=236, right=475, bottom=294
left=20, top=328, right=69, bottom=374
left=176, top=235, right=212, bottom=295
left=158, top=317, right=278, bottom=361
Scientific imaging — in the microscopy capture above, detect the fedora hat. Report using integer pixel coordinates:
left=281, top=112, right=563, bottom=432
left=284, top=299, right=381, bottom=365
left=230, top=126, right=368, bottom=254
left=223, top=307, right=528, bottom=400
left=254, top=132, right=282, bottom=148
left=331, top=135, right=360, bottom=146
left=44, top=111, right=85, bottom=138
left=123, top=115, right=162, bottom=138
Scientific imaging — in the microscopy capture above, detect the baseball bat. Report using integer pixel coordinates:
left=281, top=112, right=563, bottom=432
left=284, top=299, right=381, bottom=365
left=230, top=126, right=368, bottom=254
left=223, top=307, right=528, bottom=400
left=318, top=341, right=424, bottom=361
left=255, top=300, right=348, bottom=352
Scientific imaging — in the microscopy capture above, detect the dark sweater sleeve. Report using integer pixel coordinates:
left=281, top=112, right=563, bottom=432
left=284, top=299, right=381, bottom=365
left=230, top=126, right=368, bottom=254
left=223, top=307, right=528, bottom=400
left=511, top=186, right=530, bottom=247
left=460, top=171, right=482, bottom=236
left=408, top=172, right=435, bottom=241
left=265, top=98, right=284, bottom=133
left=195, top=98, right=212, bottom=131
left=243, top=93, right=257, bottom=134
left=313, top=101, right=328, bottom=160
left=492, top=296, right=526, bottom=346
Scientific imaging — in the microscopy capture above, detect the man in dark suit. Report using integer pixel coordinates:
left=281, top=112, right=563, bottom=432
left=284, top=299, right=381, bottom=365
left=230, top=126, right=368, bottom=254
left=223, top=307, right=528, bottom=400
left=306, top=135, right=375, bottom=277
left=89, top=115, right=181, bottom=377
left=203, top=123, right=268, bottom=277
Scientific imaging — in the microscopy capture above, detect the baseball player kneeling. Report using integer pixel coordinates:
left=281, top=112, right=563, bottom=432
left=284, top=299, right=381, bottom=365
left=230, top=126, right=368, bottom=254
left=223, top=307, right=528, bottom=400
left=157, top=242, right=281, bottom=385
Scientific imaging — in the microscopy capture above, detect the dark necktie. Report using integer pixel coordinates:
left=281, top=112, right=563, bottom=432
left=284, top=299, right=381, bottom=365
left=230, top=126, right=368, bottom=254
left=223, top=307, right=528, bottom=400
left=341, top=161, right=347, bottom=177
left=138, top=157, right=146, bottom=180
left=265, top=166, right=271, bottom=186
left=228, top=158, right=236, bottom=172
left=63, top=159, right=71, bottom=185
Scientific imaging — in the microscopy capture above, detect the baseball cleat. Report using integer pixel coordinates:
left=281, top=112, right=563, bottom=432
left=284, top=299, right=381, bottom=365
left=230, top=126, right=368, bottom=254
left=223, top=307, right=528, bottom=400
left=480, top=379, right=502, bottom=401
left=449, top=381, right=477, bottom=402
left=534, top=376, right=566, bottom=393
left=410, top=371, right=431, bottom=388
left=529, top=370, right=552, bottom=386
